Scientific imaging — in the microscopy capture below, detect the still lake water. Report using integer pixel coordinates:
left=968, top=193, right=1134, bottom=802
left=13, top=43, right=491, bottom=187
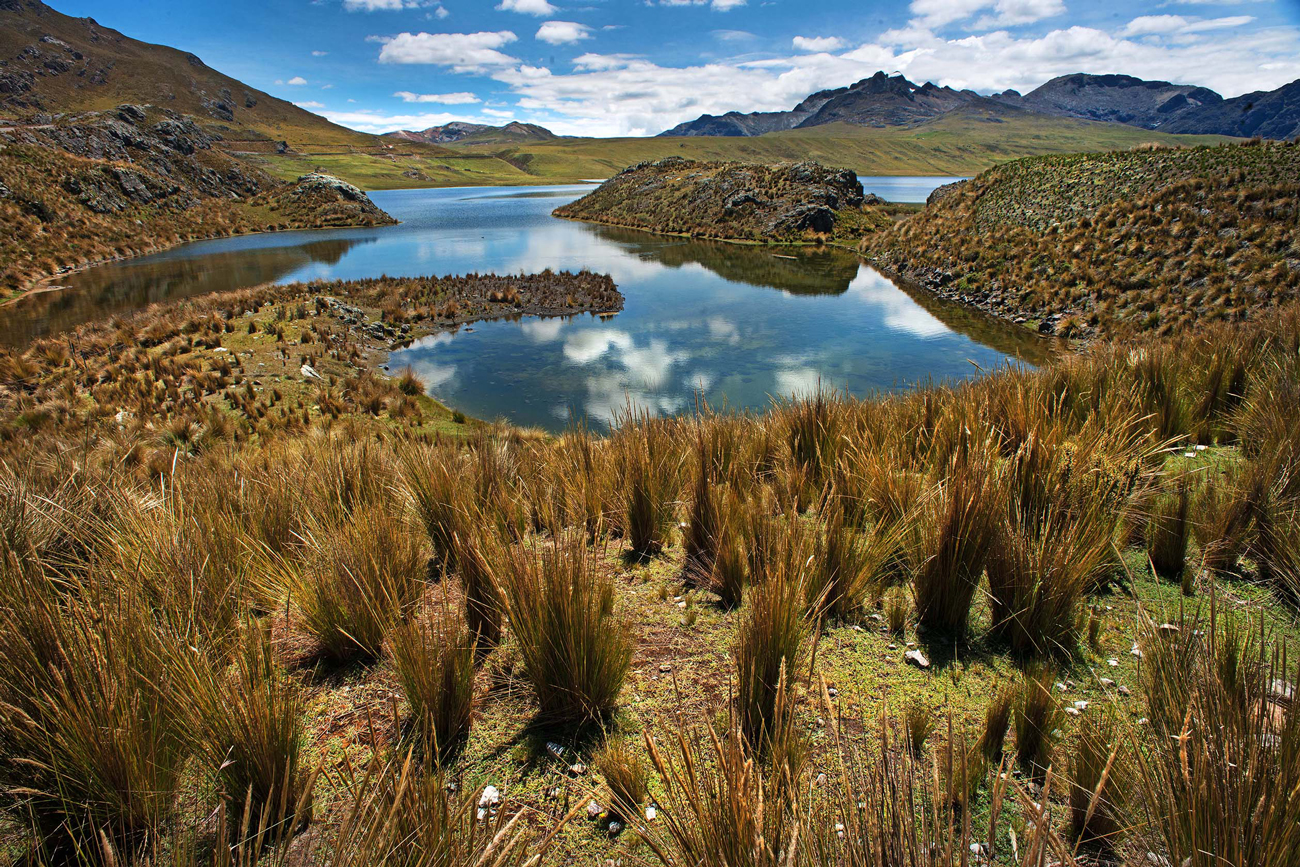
left=3, top=176, right=1046, bottom=431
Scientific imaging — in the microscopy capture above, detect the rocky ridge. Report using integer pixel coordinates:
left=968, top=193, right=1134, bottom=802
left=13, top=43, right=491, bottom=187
left=553, top=157, right=883, bottom=243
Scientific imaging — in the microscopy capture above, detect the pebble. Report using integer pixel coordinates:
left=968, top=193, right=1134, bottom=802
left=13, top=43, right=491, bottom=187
left=569, top=763, right=586, bottom=777
left=608, top=820, right=623, bottom=837
left=905, top=649, right=930, bottom=669
left=645, top=805, right=657, bottom=821
left=1108, top=658, right=1120, bottom=667
left=659, top=663, right=672, bottom=673
left=1064, top=707, right=1081, bottom=717
left=1118, top=685, right=1132, bottom=696
left=1131, top=643, right=1143, bottom=658
left=587, top=801, right=603, bottom=820
left=1099, top=678, right=1115, bottom=688
left=477, top=785, right=501, bottom=820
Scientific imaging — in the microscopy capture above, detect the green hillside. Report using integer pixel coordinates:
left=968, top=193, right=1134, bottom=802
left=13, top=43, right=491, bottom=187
left=865, top=140, right=1300, bottom=339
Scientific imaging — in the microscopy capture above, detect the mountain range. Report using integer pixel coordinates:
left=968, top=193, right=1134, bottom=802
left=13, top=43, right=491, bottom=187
left=384, top=121, right=556, bottom=146
left=661, top=71, right=1300, bottom=140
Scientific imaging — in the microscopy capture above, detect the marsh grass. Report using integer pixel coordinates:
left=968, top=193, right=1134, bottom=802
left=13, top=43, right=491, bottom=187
left=911, top=456, right=1000, bottom=636
left=181, top=620, right=311, bottom=840
left=390, top=610, right=476, bottom=763
left=618, top=416, right=682, bottom=558
left=1147, top=477, right=1192, bottom=582
left=294, top=503, right=425, bottom=663
left=498, top=535, right=632, bottom=724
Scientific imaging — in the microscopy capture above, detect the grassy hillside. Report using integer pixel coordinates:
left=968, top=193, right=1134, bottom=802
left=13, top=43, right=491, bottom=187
left=3, top=261, right=1300, bottom=863
left=254, top=112, right=1235, bottom=191
left=865, top=140, right=1300, bottom=339
left=0, top=0, right=381, bottom=150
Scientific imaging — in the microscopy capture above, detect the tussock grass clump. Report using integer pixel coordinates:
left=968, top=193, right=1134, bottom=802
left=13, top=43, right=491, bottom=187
left=640, top=725, right=800, bottom=867
left=1068, top=709, right=1127, bottom=850
left=617, top=416, right=682, bottom=558
left=1014, top=668, right=1064, bottom=779
left=903, top=699, right=935, bottom=756
left=295, top=504, right=426, bottom=663
left=450, top=523, right=505, bottom=650
left=0, top=584, right=189, bottom=858
left=330, top=751, right=566, bottom=867
left=1147, top=477, right=1192, bottom=582
left=977, top=687, right=1014, bottom=764
left=498, top=536, right=633, bottom=724
left=1135, top=606, right=1300, bottom=866
left=183, top=621, right=311, bottom=840
left=733, top=525, right=811, bottom=757
left=708, top=491, right=750, bottom=608
left=595, top=736, right=648, bottom=821
left=911, top=457, right=1001, bottom=636
left=808, top=500, right=899, bottom=622
left=399, top=443, right=467, bottom=568
left=391, top=611, right=476, bottom=763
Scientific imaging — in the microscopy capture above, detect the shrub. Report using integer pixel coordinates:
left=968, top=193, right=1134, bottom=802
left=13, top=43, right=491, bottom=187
left=295, top=504, right=425, bottom=663
left=498, top=536, right=632, bottom=724
left=391, top=611, right=476, bottom=763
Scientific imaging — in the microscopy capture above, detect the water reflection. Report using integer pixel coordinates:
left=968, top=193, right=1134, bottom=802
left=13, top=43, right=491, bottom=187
left=2, top=181, right=1054, bottom=430
left=585, top=225, right=860, bottom=296
left=2, top=237, right=370, bottom=345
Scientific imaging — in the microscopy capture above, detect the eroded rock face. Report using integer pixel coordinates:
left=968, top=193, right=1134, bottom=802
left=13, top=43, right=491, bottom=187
left=555, top=158, right=867, bottom=242
left=280, top=173, right=395, bottom=228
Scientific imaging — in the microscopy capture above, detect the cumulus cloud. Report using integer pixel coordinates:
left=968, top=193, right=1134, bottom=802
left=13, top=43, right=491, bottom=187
left=496, top=0, right=557, bottom=14
left=394, top=90, right=482, bottom=103
left=374, top=31, right=520, bottom=72
left=792, top=36, right=845, bottom=52
left=294, top=100, right=326, bottom=109
left=286, top=75, right=308, bottom=85
left=536, top=21, right=592, bottom=44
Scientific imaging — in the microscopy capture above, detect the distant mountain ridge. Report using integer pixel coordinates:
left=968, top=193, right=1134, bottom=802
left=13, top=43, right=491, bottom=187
left=663, top=71, right=1300, bottom=141
left=386, top=121, right=556, bottom=145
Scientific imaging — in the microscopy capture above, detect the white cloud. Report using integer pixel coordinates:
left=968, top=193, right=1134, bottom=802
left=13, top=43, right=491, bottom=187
left=909, top=0, right=1064, bottom=30
left=394, top=90, right=483, bottom=103
left=286, top=75, right=308, bottom=85
left=294, top=100, right=326, bottom=109
left=496, top=0, right=557, bottom=14
left=1124, top=14, right=1254, bottom=37
left=536, top=21, right=592, bottom=44
left=311, top=50, right=329, bottom=57
left=374, top=31, right=521, bottom=72
left=713, top=29, right=756, bottom=41
left=792, top=36, right=845, bottom=52
left=434, top=5, right=450, bottom=17
left=659, top=0, right=747, bottom=9
left=316, top=107, right=518, bottom=134
left=344, top=0, right=433, bottom=10
left=482, top=107, right=516, bottom=117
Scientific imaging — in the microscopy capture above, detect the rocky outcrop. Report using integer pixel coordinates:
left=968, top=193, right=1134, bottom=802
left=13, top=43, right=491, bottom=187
left=279, top=173, right=394, bottom=227
left=553, top=157, right=879, bottom=243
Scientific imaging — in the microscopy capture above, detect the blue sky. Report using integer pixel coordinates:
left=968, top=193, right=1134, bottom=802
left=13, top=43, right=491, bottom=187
left=60, top=0, right=1300, bottom=136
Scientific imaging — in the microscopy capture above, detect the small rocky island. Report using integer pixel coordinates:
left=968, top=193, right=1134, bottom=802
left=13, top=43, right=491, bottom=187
left=554, top=157, right=888, bottom=243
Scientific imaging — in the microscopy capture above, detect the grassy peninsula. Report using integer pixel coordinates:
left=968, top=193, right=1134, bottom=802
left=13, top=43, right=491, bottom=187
left=864, top=139, right=1300, bottom=339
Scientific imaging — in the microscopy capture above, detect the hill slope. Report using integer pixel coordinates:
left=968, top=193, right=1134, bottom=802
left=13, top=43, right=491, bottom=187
left=0, top=0, right=373, bottom=149
left=386, top=121, right=556, bottom=146
left=0, top=104, right=393, bottom=298
left=864, top=141, right=1300, bottom=339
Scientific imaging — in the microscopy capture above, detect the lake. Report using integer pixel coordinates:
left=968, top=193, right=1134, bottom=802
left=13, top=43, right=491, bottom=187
left=2, top=176, right=1045, bottom=431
